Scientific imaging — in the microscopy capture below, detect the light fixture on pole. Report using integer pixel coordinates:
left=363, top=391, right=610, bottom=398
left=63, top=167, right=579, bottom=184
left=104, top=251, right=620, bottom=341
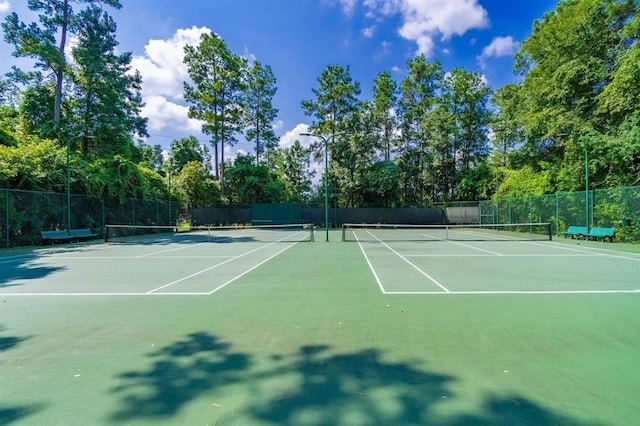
left=300, top=131, right=345, bottom=242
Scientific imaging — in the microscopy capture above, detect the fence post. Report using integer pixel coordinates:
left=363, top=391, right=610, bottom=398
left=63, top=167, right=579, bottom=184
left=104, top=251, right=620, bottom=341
left=101, top=198, right=106, bottom=239
left=590, top=189, right=595, bottom=228
left=556, top=193, right=560, bottom=235
left=5, top=189, right=9, bottom=248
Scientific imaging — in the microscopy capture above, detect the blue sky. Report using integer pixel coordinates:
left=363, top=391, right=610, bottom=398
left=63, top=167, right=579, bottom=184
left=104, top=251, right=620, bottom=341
left=0, top=0, right=560, bottom=158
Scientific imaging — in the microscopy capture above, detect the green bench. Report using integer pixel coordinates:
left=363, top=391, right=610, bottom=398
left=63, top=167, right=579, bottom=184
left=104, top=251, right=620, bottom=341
left=69, top=228, right=97, bottom=241
left=41, top=228, right=97, bottom=244
left=586, top=227, right=615, bottom=242
left=40, top=230, right=71, bottom=244
left=561, top=226, right=588, bottom=239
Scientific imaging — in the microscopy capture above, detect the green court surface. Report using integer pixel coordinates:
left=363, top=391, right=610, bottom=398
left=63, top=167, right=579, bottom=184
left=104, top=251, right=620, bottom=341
left=1, top=229, right=639, bottom=425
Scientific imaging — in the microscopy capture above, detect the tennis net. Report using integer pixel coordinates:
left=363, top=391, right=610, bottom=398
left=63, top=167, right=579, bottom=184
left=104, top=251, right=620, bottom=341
left=342, top=222, right=552, bottom=242
left=105, top=223, right=315, bottom=243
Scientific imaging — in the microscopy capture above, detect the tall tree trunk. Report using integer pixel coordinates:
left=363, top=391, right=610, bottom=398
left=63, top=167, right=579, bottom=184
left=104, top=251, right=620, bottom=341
left=213, top=139, right=219, bottom=178
left=54, top=0, right=70, bottom=123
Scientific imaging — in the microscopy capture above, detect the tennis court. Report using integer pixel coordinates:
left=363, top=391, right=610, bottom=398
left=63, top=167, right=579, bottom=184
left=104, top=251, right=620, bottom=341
left=1, top=224, right=639, bottom=425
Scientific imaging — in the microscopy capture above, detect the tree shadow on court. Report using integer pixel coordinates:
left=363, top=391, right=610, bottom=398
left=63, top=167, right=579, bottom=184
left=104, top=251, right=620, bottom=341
left=109, top=335, right=596, bottom=425
left=0, top=404, right=47, bottom=425
left=0, top=255, right=65, bottom=287
left=0, top=326, right=44, bottom=424
left=248, top=344, right=599, bottom=426
left=0, top=325, right=32, bottom=352
left=109, top=332, right=251, bottom=422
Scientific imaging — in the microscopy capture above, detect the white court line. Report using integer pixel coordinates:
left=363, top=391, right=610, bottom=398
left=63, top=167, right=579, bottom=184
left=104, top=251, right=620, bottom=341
left=557, top=243, right=640, bottom=257
left=365, top=230, right=450, bottom=293
left=2, top=289, right=637, bottom=297
left=354, top=232, right=386, bottom=294
left=521, top=241, right=640, bottom=261
left=419, top=233, right=441, bottom=241
left=14, top=255, right=235, bottom=260
left=447, top=229, right=516, bottom=241
left=0, top=292, right=209, bottom=297
left=443, top=230, right=640, bottom=262
left=137, top=242, right=209, bottom=258
left=446, top=240, right=504, bottom=256
left=404, top=253, right=602, bottom=257
left=205, top=242, right=297, bottom=295
left=385, top=289, right=640, bottom=295
left=146, top=231, right=305, bottom=294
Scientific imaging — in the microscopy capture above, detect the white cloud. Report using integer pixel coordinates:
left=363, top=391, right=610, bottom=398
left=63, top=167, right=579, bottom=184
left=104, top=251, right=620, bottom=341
left=0, top=1, right=10, bottom=14
left=363, top=0, right=401, bottom=17
left=342, top=0, right=357, bottom=15
left=224, top=145, right=248, bottom=163
left=129, top=27, right=212, bottom=147
left=323, top=0, right=357, bottom=15
left=362, top=25, right=376, bottom=38
left=242, top=46, right=257, bottom=64
left=142, top=95, right=203, bottom=134
left=279, top=123, right=311, bottom=149
left=64, top=36, right=79, bottom=66
left=478, top=35, right=519, bottom=68
left=363, top=0, right=489, bottom=57
left=132, top=26, right=211, bottom=100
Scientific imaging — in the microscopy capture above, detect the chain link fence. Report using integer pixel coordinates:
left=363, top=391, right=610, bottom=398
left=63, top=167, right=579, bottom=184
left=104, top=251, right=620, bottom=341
left=0, top=188, right=177, bottom=248
left=3, top=185, right=639, bottom=247
left=479, top=186, right=640, bottom=243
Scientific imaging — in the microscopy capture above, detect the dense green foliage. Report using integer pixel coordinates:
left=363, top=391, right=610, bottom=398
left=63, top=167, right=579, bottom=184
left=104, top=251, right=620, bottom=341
left=0, top=0, right=638, bottom=215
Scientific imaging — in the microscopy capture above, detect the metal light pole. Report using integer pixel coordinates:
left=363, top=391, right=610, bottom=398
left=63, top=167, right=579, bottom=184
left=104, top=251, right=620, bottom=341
left=300, top=132, right=344, bottom=242
left=584, top=144, right=589, bottom=232
left=168, top=158, right=173, bottom=225
left=66, top=136, right=75, bottom=232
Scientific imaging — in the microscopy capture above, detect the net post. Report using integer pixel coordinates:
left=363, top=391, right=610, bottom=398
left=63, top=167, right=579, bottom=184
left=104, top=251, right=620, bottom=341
left=341, top=224, right=346, bottom=242
left=546, top=222, right=552, bottom=241
left=309, top=224, right=314, bottom=242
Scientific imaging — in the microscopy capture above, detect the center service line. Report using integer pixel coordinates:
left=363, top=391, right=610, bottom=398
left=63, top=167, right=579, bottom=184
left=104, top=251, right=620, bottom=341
left=366, top=231, right=450, bottom=293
